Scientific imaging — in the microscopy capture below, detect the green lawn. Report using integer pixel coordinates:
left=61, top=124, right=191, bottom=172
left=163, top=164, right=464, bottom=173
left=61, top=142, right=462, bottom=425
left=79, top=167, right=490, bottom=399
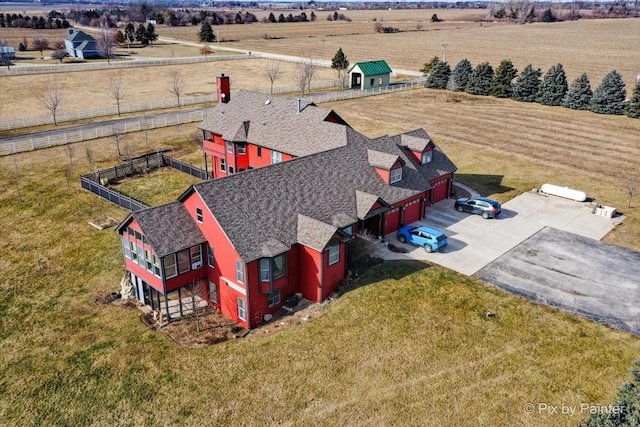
left=1, top=129, right=639, bottom=426
left=112, top=167, right=202, bottom=207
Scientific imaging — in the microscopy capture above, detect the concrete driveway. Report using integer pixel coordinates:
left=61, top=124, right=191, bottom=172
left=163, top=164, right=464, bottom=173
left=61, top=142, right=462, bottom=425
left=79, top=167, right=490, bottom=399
left=378, top=191, right=619, bottom=276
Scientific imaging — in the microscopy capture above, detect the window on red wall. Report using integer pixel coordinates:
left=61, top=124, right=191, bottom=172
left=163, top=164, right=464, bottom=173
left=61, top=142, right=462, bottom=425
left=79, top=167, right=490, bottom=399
left=257, top=146, right=262, bottom=157
left=238, top=143, right=246, bottom=154
left=328, top=243, right=340, bottom=265
left=220, top=158, right=226, bottom=172
left=177, top=249, right=190, bottom=274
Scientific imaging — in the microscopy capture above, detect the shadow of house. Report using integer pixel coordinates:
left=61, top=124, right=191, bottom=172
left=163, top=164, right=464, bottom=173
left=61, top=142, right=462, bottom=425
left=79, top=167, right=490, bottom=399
left=454, top=174, right=514, bottom=198
left=65, top=29, right=101, bottom=59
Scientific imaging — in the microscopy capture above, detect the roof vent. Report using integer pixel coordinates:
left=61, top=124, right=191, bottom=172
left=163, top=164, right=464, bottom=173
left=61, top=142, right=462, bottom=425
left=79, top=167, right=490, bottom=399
left=264, top=99, right=271, bottom=105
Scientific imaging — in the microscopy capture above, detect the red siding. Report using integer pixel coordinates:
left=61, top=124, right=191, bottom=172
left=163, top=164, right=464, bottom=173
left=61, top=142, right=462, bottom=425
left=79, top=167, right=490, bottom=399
left=299, top=245, right=322, bottom=302
left=124, top=258, right=163, bottom=292
left=373, top=167, right=390, bottom=182
left=321, top=243, right=346, bottom=299
left=182, top=191, right=249, bottom=328
left=248, top=144, right=295, bottom=169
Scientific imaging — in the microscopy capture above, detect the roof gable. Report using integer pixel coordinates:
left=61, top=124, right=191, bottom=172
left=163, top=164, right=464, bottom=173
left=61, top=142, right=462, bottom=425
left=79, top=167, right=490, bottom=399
left=367, top=149, right=400, bottom=170
left=117, top=202, right=206, bottom=258
left=198, top=91, right=348, bottom=157
left=65, top=30, right=95, bottom=43
left=349, top=60, right=393, bottom=76
left=297, top=214, right=337, bottom=252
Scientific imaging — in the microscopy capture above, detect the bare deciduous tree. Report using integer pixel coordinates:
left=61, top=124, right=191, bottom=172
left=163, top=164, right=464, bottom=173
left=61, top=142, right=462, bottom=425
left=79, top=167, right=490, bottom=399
left=64, top=164, right=73, bottom=188
left=200, top=43, right=213, bottom=60
left=168, top=70, right=186, bottom=108
left=32, top=38, right=49, bottom=59
left=37, top=78, right=63, bottom=126
left=265, top=63, right=280, bottom=95
left=95, top=28, right=117, bottom=64
left=628, top=179, right=638, bottom=209
left=85, top=145, right=95, bottom=172
left=51, top=49, right=69, bottom=63
left=292, top=60, right=317, bottom=96
left=304, top=59, right=317, bottom=93
left=187, top=279, right=207, bottom=332
left=111, top=123, right=126, bottom=156
left=108, top=72, right=127, bottom=116
left=64, top=144, right=75, bottom=166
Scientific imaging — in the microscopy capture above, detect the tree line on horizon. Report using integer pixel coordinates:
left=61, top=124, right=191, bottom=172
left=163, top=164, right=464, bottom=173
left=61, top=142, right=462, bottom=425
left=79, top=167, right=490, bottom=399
left=422, top=57, right=640, bottom=119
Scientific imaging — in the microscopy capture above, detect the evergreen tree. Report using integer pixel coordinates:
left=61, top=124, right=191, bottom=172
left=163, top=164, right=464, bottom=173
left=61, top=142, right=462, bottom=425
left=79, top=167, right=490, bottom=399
left=146, top=23, right=158, bottom=44
left=512, top=64, right=541, bottom=102
left=420, top=56, right=440, bottom=76
left=465, top=62, right=494, bottom=96
left=590, top=70, right=627, bottom=115
left=447, top=58, right=473, bottom=92
left=537, top=63, right=568, bottom=106
left=541, top=8, right=556, bottom=22
left=626, top=81, right=640, bottom=119
left=425, top=61, right=451, bottom=89
left=268, top=12, right=276, bottom=23
left=135, top=23, right=148, bottom=45
left=310, top=11, right=316, bottom=21
left=579, top=360, right=640, bottom=427
left=490, top=59, right=517, bottom=98
left=278, top=13, right=286, bottom=23
left=199, top=21, right=214, bottom=42
left=331, top=47, right=350, bottom=89
left=562, top=73, right=593, bottom=110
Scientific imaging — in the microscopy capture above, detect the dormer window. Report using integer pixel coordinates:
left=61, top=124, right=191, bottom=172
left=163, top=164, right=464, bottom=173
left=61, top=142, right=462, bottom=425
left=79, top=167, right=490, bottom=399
left=390, top=167, right=403, bottom=184
left=421, top=151, right=432, bottom=165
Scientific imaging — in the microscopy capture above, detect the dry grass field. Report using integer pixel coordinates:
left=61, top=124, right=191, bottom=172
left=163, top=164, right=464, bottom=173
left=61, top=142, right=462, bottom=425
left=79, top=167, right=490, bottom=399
left=323, top=89, right=640, bottom=251
left=2, top=96, right=640, bottom=425
left=1, top=11, right=640, bottom=426
left=0, top=58, right=337, bottom=120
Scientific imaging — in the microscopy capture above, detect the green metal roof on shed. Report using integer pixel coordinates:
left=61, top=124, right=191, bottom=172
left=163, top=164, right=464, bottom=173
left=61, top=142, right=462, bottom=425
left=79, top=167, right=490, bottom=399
left=348, top=60, right=392, bottom=76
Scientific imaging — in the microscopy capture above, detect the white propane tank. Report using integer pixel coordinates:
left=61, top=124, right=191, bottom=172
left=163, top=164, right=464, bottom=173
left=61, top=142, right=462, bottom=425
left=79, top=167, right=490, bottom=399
left=540, top=184, right=587, bottom=202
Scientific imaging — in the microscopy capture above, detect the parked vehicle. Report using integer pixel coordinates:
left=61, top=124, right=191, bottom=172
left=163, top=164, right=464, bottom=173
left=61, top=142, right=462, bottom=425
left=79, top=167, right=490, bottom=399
left=396, top=225, right=448, bottom=253
left=454, top=197, right=502, bottom=219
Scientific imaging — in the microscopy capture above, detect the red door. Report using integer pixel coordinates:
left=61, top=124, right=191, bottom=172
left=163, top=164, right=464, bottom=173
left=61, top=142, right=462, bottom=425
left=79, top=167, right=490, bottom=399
left=403, top=199, right=422, bottom=225
left=431, top=178, right=449, bottom=203
left=384, top=208, right=401, bottom=235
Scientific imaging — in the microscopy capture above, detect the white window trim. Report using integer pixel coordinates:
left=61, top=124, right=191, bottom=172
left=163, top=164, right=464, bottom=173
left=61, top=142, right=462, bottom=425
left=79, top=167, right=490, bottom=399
left=236, top=260, right=244, bottom=284
left=163, top=254, right=177, bottom=279
left=271, top=150, right=282, bottom=164
left=328, top=244, right=340, bottom=266
left=422, top=151, right=432, bottom=165
left=220, top=158, right=226, bottom=172
left=390, top=167, right=403, bottom=184
left=237, top=298, right=246, bottom=321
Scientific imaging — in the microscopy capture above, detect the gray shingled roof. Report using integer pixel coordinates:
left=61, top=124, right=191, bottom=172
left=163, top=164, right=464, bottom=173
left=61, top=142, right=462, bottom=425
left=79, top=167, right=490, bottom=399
left=400, top=132, right=432, bottom=152
left=190, top=127, right=427, bottom=263
left=370, top=129, right=457, bottom=183
left=367, top=149, right=400, bottom=170
left=65, top=30, right=95, bottom=42
left=297, top=214, right=337, bottom=252
left=124, top=202, right=207, bottom=258
left=198, top=90, right=348, bottom=157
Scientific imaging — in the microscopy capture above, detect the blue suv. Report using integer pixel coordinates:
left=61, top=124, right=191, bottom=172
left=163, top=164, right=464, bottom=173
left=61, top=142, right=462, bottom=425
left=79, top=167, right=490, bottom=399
left=396, top=225, right=448, bottom=253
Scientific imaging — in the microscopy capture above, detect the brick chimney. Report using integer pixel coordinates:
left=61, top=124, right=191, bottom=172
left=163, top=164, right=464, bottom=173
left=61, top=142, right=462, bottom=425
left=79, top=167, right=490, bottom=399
left=216, top=74, right=230, bottom=104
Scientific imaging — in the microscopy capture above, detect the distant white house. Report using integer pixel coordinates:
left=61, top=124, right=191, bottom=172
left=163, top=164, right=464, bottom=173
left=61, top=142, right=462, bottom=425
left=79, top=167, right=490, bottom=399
left=348, top=60, right=393, bottom=90
left=0, top=45, right=16, bottom=60
left=64, top=29, right=101, bottom=59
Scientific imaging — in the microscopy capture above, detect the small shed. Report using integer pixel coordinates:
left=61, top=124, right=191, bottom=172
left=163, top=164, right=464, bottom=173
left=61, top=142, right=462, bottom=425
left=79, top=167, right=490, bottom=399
left=0, top=45, right=16, bottom=60
left=348, top=60, right=392, bottom=90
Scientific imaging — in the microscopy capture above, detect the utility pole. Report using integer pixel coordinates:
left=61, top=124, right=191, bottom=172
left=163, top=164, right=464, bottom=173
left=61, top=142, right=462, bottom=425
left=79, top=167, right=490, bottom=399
left=441, top=44, right=448, bottom=63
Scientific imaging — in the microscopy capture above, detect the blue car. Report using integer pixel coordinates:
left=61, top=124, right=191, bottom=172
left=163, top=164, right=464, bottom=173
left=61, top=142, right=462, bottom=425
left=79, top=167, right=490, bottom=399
left=396, top=225, right=448, bottom=253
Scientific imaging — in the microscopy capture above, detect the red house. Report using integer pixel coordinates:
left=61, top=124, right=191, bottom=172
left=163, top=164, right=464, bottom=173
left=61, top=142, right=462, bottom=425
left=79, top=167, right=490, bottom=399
left=116, top=88, right=456, bottom=329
